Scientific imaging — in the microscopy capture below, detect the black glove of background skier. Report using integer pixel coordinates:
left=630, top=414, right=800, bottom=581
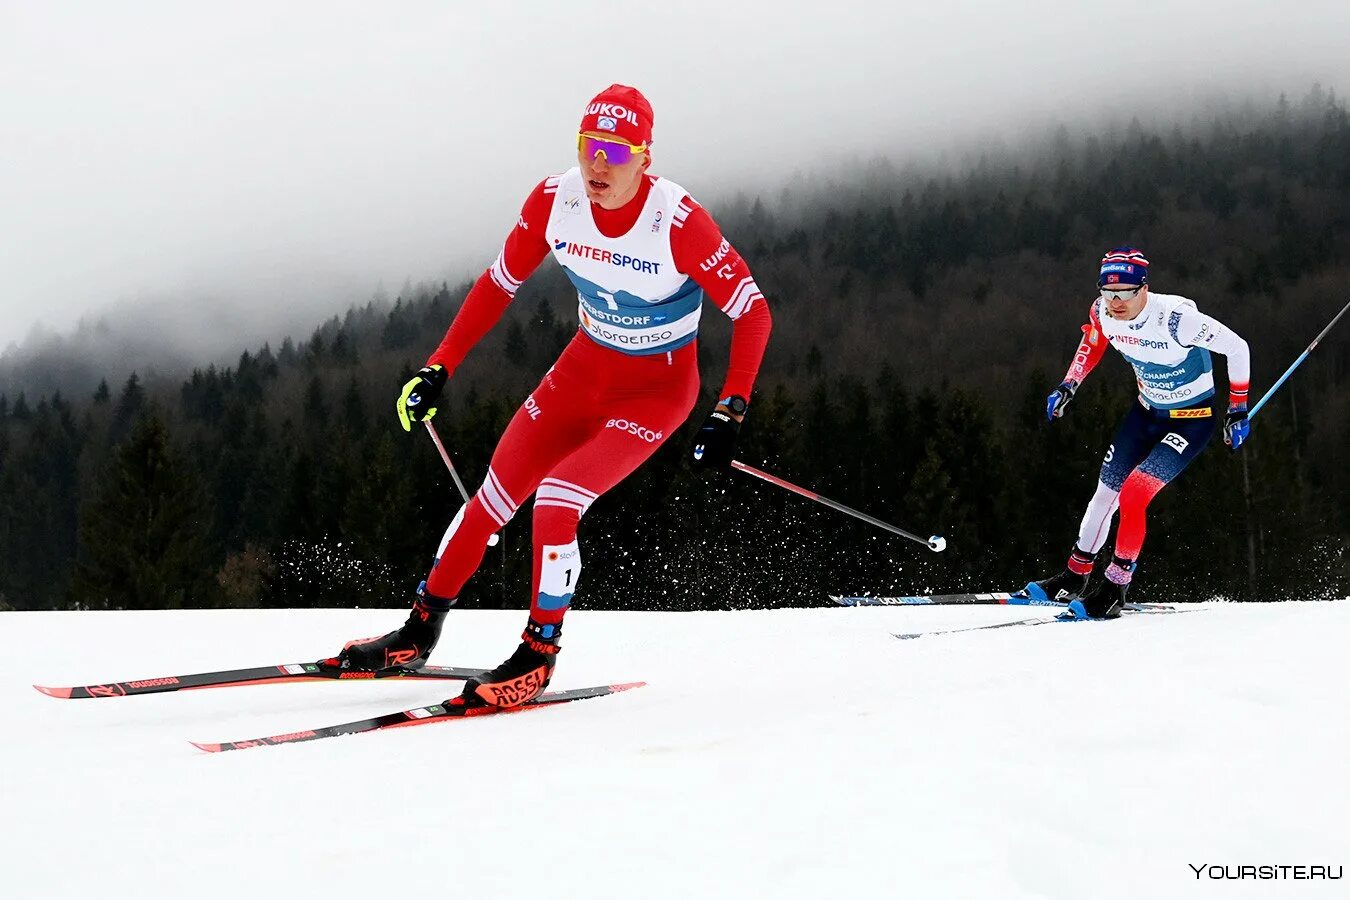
left=691, top=398, right=745, bottom=469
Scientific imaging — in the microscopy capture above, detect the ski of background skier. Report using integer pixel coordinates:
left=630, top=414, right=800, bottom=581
left=893, top=606, right=1207, bottom=639
left=829, top=593, right=1175, bottom=610
left=190, top=681, right=647, bottom=752
left=33, top=661, right=483, bottom=699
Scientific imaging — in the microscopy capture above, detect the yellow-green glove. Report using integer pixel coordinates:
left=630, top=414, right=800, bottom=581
left=397, top=364, right=447, bottom=432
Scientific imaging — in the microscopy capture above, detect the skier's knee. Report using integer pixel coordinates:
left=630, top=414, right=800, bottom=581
left=533, top=502, right=582, bottom=543
left=533, top=478, right=596, bottom=542
left=475, top=467, right=522, bottom=528
left=1118, top=470, right=1164, bottom=512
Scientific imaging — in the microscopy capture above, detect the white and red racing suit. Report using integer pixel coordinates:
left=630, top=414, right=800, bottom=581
left=420, top=169, right=772, bottom=633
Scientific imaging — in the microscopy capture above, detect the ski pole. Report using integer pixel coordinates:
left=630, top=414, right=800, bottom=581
left=729, top=459, right=947, bottom=553
left=1248, top=297, right=1350, bottom=420
left=424, top=419, right=499, bottom=547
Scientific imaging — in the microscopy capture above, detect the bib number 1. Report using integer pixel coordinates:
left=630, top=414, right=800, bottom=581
left=537, top=541, right=582, bottom=611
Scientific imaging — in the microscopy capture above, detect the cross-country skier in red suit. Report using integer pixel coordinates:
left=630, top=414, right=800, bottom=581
left=328, top=85, right=773, bottom=708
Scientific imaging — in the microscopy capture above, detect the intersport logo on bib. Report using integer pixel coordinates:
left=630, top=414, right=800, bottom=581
left=1110, top=334, right=1170, bottom=350
left=554, top=240, right=663, bottom=275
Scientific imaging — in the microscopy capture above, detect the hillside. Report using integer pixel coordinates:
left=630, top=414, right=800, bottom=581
left=9, top=604, right=1349, bottom=899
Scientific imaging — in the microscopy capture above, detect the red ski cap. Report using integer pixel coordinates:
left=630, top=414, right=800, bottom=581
left=580, top=84, right=653, bottom=148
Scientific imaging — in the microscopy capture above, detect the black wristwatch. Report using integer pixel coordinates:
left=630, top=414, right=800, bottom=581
left=719, top=395, right=748, bottom=416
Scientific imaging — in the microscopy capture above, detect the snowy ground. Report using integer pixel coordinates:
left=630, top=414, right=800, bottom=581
left=4, top=603, right=1348, bottom=899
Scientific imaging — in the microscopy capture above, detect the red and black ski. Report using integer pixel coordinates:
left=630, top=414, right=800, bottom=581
left=191, top=681, right=646, bottom=752
left=33, top=661, right=481, bottom=700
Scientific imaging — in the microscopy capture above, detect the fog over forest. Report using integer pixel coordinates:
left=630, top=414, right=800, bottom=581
left=2, top=88, right=1347, bottom=400
left=4, top=0, right=1350, bottom=373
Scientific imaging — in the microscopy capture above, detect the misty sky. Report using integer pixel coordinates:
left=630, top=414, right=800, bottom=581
left=3, top=0, right=1349, bottom=356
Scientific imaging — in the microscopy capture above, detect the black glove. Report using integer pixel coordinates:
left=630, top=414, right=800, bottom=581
left=1045, top=379, right=1079, bottom=421
left=691, top=395, right=746, bottom=469
left=397, top=364, right=447, bottom=432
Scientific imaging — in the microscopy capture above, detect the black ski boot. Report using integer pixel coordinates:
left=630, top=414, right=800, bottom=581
left=1023, top=546, right=1095, bottom=603
left=1026, top=568, right=1089, bottom=604
left=449, top=619, right=559, bottom=710
left=327, top=585, right=454, bottom=673
left=1067, top=556, right=1133, bottom=620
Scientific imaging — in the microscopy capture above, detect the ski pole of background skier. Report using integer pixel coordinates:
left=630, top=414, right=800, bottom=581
left=1249, top=297, right=1350, bottom=419
left=424, top=420, right=499, bottom=547
left=729, top=460, right=946, bottom=552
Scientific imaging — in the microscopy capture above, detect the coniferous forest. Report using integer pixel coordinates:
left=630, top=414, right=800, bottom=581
left=2, top=93, right=1348, bottom=612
